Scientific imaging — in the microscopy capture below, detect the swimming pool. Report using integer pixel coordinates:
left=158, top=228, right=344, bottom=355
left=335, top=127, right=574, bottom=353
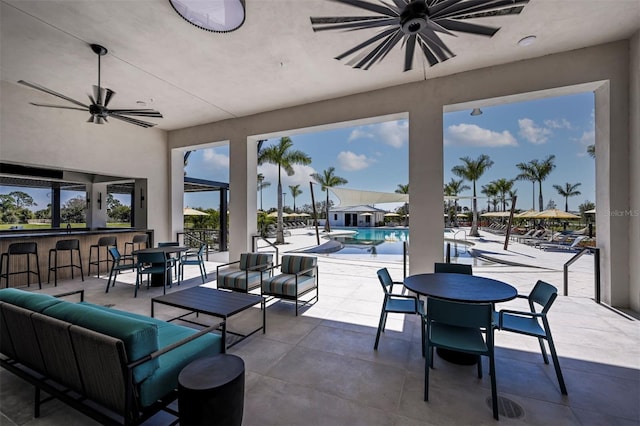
left=321, top=227, right=484, bottom=264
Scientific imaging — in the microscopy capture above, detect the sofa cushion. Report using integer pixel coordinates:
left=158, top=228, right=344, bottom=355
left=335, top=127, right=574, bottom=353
left=218, top=269, right=264, bottom=292
left=138, top=325, right=222, bottom=407
left=262, top=274, right=316, bottom=297
left=0, top=288, right=63, bottom=312
left=281, top=255, right=317, bottom=276
left=42, top=301, right=159, bottom=384
left=239, top=253, right=273, bottom=271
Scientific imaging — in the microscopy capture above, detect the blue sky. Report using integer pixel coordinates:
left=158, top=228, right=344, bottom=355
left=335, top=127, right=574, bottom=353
left=3, top=92, right=594, bottom=214
left=185, top=91, right=595, bottom=213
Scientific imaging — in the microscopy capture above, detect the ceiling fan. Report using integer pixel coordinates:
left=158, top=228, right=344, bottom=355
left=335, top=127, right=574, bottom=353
left=18, top=44, right=162, bottom=128
left=310, top=0, right=529, bottom=71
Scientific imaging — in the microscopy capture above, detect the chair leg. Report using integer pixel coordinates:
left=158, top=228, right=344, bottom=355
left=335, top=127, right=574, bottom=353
left=134, top=273, right=140, bottom=298
left=489, top=354, right=499, bottom=420
left=545, top=333, right=568, bottom=395
left=106, top=268, right=115, bottom=293
left=538, top=337, right=550, bottom=364
left=78, top=249, right=84, bottom=281
left=374, top=310, right=387, bottom=350
left=34, top=253, right=41, bottom=289
left=420, top=318, right=426, bottom=357
left=424, top=343, right=431, bottom=401
left=477, top=355, right=483, bottom=378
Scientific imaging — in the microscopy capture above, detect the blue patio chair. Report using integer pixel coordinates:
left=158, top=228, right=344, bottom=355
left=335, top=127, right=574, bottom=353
left=434, top=262, right=472, bottom=275
left=105, top=247, right=135, bottom=293
left=424, top=297, right=498, bottom=420
left=374, top=268, right=425, bottom=355
left=135, top=251, right=175, bottom=297
left=179, top=244, right=207, bottom=284
left=496, top=280, right=568, bottom=395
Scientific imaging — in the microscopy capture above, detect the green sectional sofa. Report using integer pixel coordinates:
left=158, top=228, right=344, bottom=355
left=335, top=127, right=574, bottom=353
left=0, top=288, right=224, bottom=425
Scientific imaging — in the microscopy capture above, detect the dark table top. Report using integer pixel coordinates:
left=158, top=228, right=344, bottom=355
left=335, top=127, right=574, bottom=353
left=152, top=286, right=263, bottom=318
left=133, top=246, right=188, bottom=255
left=404, top=273, right=517, bottom=303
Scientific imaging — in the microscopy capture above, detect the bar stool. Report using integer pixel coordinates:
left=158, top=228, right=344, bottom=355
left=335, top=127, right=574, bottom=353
left=0, top=242, right=41, bottom=289
left=123, top=234, right=149, bottom=264
left=48, top=239, right=84, bottom=286
left=88, top=236, right=117, bottom=277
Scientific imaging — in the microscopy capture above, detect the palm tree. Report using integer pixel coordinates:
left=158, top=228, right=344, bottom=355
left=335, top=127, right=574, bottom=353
left=516, top=155, right=556, bottom=211
left=444, top=178, right=470, bottom=226
left=587, top=144, right=595, bottom=158
left=491, top=178, right=515, bottom=211
left=553, top=182, right=582, bottom=212
left=395, top=183, right=409, bottom=225
left=481, top=183, right=498, bottom=212
left=311, top=167, right=348, bottom=232
left=257, top=173, right=271, bottom=211
left=258, top=137, right=312, bottom=244
left=289, top=184, right=302, bottom=212
left=515, top=165, right=537, bottom=210
left=451, top=155, right=494, bottom=236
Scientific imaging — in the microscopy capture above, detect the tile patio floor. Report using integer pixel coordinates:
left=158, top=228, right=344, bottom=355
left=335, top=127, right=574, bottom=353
left=1, top=230, right=638, bottom=425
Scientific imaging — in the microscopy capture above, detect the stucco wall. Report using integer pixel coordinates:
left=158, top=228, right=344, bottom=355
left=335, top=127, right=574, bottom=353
left=169, top=40, right=635, bottom=309
left=0, top=81, right=172, bottom=242
left=629, top=30, right=640, bottom=311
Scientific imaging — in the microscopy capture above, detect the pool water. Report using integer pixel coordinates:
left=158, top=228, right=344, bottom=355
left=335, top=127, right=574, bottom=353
left=325, top=227, right=477, bottom=261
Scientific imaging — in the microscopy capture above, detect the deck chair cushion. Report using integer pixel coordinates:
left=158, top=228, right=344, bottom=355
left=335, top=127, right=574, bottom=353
left=239, top=253, right=273, bottom=271
left=280, top=255, right=317, bottom=276
left=218, top=270, right=264, bottom=291
left=262, top=273, right=316, bottom=297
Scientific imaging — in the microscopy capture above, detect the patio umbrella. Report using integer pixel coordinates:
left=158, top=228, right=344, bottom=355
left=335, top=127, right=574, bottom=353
left=384, top=212, right=400, bottom=217
left=268, top=211, right=291, bottom=217
left=360, top=212, right=373, bottom=216
left=480, top=211, right=511, bottom=217
left=514, top=210, right=539, bottom=218
left=534, top=209, right=580, bottom=219
left=294, top=213, right=311, bottom=217
left=584, top=208, right=596, bottom=214
left=183, top=207, right=208, bottom=216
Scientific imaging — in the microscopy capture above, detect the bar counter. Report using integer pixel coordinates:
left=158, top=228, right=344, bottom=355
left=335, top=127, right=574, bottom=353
left=0, top=228, right=154, bottom=287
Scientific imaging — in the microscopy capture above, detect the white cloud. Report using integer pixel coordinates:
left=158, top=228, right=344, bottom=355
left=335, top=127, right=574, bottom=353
left=347, top=120, right=408, bottom=148
left=202, top=148, right=229, bottom=168
left=337, top=151, right=375, bottom=171
left=444, top=123, right=518, bottom=147
left=518, top=118, right=552, bottom=144
left=579, top=130, right=595, bottom=146
left=544, top=118, right=572, bottom=129
left=348, top=128, right=374, bottom=142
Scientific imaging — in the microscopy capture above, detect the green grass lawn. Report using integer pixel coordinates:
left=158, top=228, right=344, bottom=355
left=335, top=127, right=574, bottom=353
left=0, top=223, right=131, bottom=230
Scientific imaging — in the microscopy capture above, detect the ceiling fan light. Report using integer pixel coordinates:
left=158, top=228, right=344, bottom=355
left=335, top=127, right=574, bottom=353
left=169, top=0, right=245, bottom=33
left=518, top=35, right=537, bottom=46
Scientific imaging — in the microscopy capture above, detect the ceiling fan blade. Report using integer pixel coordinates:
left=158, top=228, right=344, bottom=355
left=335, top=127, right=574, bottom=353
left=419, top=28, right=454, bottom=61
left=389, top=0, right=408, bottom=10
left=87, top=115, right=94, bottom=123
left=363, top=29, right=403, bottom=69
left=418, top=38, right=443, bottom=67
left=311, top=17, right=399, bottom=32
left=109, top=113, right=157, bottom=128
left=435, top=0, right=528, bottom=19
left=335, top=27, right=397, bottom=60
left=435, top=18, right=498, bottom=37
left=404, top=35, right=417, bottom=72
left=352, top=30, right=397, bottom=69
left=88, top=94, right=97, bottom=105
left=18, top=80, right=89, bottom=109
left=108, top=109, right=163, bottom=118
left=29, top=102, right=87, bottom=112
left=331, top=0, right=399, bottom=17
left=103, top=89, right=115, bottom=107
left=95, top=116, right=105, bottom=125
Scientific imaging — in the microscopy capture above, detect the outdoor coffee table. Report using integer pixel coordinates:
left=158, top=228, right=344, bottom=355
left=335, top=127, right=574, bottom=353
left=151, top=286, right=265, bottom=349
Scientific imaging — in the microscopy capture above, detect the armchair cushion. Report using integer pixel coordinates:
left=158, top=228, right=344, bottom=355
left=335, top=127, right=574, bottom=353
left=0, top=288, right=63, bottom=312
left=217, top=253, right=273, bottom=292
left=262, top=274, right=316, bottom=297
left=280, top=255, right=316, bottom=276
left=240, top=253, right=273, bottom=271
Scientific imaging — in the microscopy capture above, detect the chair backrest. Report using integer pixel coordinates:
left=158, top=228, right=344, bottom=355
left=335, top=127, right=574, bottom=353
left=97, top=236, right=117, bottom=247
left=8, top=242, right=37, bottom=255
left=239, top=253, right=273, bottom=271
left=132, top=234, right=148, bottom=244
left=108, top=247, right=121, bottom=263
left=376, top=268, right=393, bottom=295
left=569, top=236, right=587, bottom=247
left=158, top=241, right=179, bottom=247
left=528, top=280, right=558, bottom=314
left=136, top=251, right=167, bottom=265
left=427, top=297, right=493, bottom=330
left=55, top=239, right=80, bottom=251
left=434, top=262, right=472, bottom=275
left=281, top=255, right=316, bottom=276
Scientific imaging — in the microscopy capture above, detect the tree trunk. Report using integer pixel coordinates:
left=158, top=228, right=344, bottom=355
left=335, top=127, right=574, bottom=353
left=470, top=181, right=479, bottom=237
left=324, top=190, right=331, bottom=232
left=276, top=167, right=284, bottom=244
left=538, top=181, right=544, bottom=211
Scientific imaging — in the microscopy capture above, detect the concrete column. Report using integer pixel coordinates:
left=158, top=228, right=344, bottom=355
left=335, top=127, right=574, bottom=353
left=86, top=183, right=108, bottom=229
left=229, top=135, right=257, bottom=260
left=170, top=149, right=185, bottom=243
left=133, top=179, right=148, bottom=229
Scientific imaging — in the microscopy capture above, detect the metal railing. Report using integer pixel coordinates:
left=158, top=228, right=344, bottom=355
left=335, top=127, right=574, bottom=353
left=564, top=246, right=601, bottom=303
left=252, top=235, right=279, bottom=262
left=177, top=229, right=221, bottom=261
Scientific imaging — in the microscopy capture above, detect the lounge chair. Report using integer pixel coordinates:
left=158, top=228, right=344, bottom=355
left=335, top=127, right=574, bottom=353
left=539, top=236, right=588, bottom=252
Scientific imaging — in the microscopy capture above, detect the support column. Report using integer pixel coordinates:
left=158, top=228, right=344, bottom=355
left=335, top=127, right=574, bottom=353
left=51, top=184, right=61, bottom=228
left=220, top=187, right=228, bottom=251
left=133, top=179, right=148, bottom=229
left=229, top=135, right=257, bottom=260
left=86, top=183, right=108, bottom=229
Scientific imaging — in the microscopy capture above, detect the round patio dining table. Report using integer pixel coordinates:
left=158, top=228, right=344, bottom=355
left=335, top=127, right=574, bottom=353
left=404, top=272, right=517, bottom=364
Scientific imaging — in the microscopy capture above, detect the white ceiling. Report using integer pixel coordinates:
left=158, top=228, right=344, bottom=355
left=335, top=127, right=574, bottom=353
left=1, top=0, right=638, bottom=131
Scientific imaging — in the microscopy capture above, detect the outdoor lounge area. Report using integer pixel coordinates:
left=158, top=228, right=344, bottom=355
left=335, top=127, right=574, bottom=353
left=0, top=241, right=637, bottom=425
left=1, top=1, right=639, bottom=425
